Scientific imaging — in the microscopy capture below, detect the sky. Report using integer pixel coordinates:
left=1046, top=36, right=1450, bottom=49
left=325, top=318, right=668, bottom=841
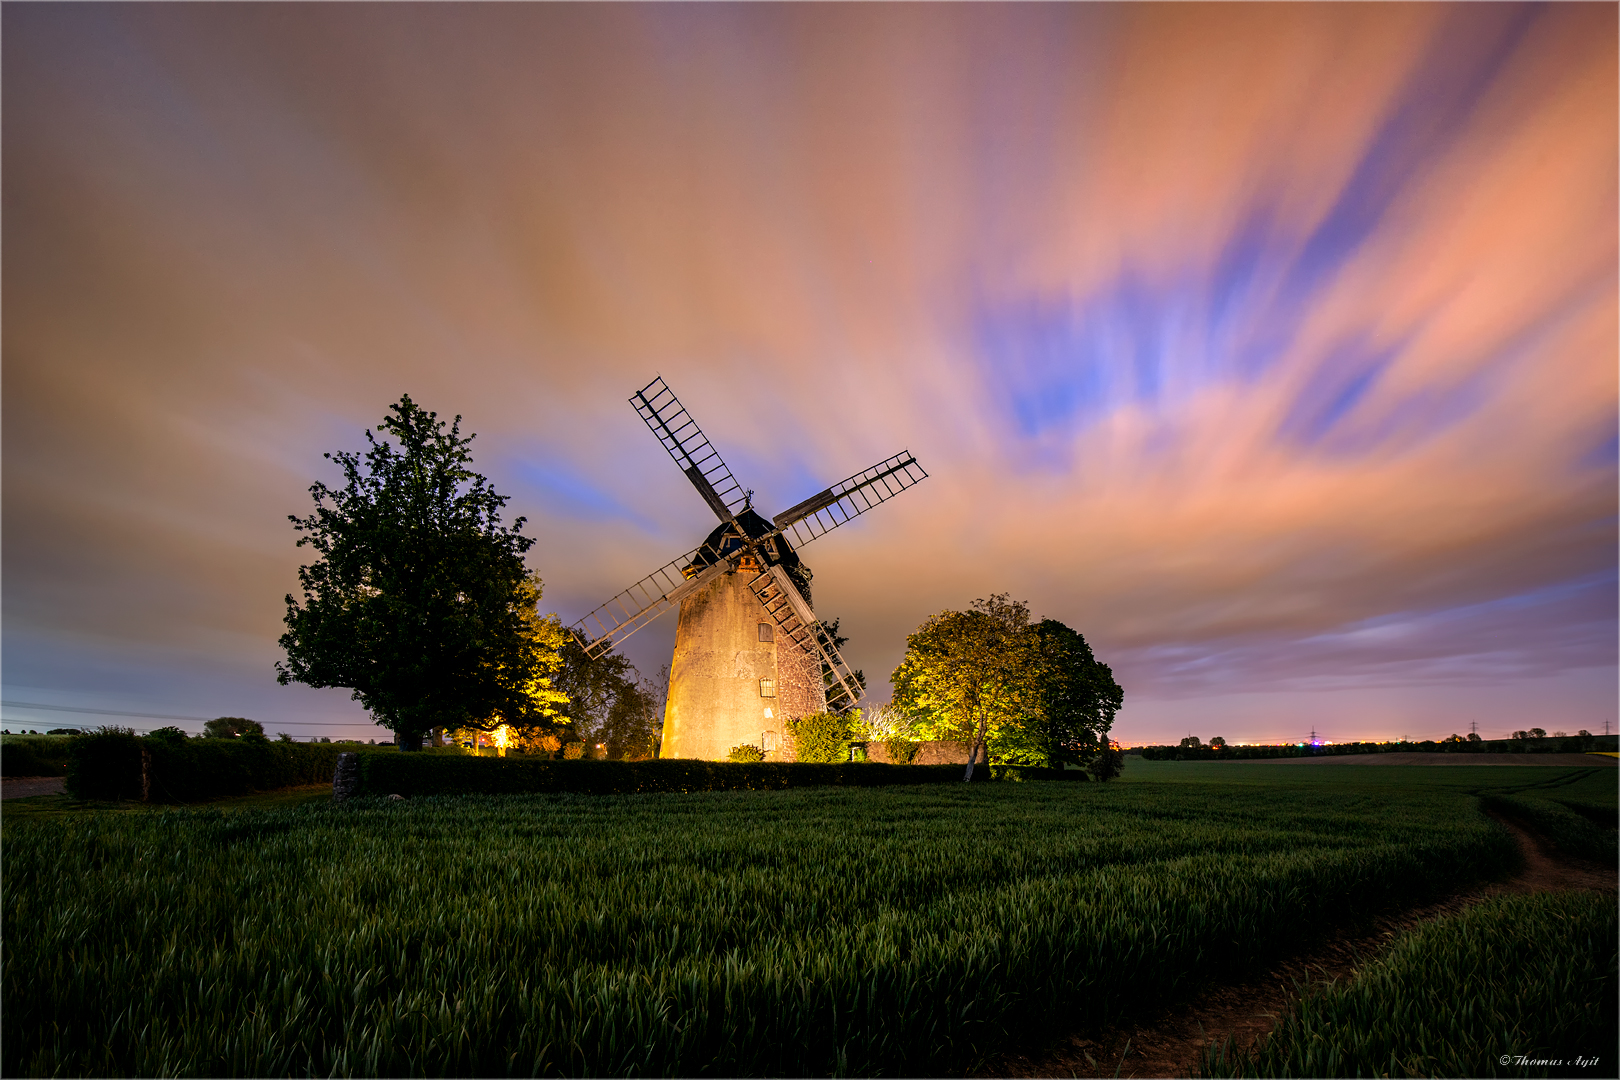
left=3, top=3, right=1615, bottom=746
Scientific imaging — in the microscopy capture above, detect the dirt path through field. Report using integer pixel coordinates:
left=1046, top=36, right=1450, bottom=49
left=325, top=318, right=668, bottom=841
left=1, top=776, right=66, bottom=800
left=986, top=814, right=1616, bottom=1079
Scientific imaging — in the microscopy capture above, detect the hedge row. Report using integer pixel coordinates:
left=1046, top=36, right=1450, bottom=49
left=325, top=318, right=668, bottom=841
left=353, top=753, right=1021, bottom=797
left=66, top=731, right=353, bottom=803
left=63, top=732, right=1090, bottom=804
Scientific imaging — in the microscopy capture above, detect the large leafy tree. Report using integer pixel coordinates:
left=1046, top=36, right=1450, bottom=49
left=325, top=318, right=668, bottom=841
left=276, top=395, right=566, bottom=750
left=890, top=594, right=1040, bottom=780
left=1026, top=619, right=1123, bottom=768
left=891, top=599, right=1123, bottom=777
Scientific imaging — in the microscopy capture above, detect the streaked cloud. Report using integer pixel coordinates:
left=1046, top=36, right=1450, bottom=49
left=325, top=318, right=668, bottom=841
left=3, top=3, right=1612, bottom=743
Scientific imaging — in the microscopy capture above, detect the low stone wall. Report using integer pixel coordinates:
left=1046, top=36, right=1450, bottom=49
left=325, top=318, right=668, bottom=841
left=862, top=740, right=985, bottom=766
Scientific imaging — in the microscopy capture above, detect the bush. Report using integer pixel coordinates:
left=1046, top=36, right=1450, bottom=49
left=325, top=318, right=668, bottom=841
left=351, top=755, right=987, bottom=797
left=64, top=728, right=145, bottom=799
left=727, top=744, right=765, bottom=762
left=788, top=712, right=856, bottom=763
left=562, top=741, right=585, bottom=760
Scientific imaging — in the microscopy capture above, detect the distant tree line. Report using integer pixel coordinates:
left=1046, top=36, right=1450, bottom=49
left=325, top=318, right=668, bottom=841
left=1140, top=731, right=1613, bottom=761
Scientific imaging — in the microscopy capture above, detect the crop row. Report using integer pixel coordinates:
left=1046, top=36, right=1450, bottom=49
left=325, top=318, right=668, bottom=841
left=4, top=781, right=1515, bottom=1076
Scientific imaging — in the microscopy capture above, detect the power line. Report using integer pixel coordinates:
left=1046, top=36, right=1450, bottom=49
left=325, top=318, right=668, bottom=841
left=0, top=701, right=383, bottom=728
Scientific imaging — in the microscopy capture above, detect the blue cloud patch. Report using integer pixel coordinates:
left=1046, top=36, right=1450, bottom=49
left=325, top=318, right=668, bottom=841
left=510, top=459, right=658, bottom=530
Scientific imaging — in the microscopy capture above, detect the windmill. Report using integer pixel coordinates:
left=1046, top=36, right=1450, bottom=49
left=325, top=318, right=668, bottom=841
left=574, top=376, right=928, bottom=761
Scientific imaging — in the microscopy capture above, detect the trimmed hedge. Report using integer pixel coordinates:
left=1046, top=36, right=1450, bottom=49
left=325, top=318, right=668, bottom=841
left=990, top=764, right=1090, bottom=783
left=353, top=754, right=996, bottom=797
left=64, top=730, right=144, bottom=801
left=66, top=734, right=353, bottom=803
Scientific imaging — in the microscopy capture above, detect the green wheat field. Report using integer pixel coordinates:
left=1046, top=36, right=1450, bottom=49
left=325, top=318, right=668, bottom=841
left=3, top=762, right=1614, bottom=1077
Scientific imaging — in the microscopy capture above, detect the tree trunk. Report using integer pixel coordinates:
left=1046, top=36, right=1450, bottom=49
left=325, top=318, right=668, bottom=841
left=397, top=730, right=424, bottom=752
left=963, top=715, right=990, bottom=782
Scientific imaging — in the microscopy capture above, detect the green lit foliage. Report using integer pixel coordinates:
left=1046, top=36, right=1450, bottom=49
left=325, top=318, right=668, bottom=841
left=1204, top=891, right=1616, bottom=1078
left=891, top=597, right=1122, bottom=774
left=890, top=595, right=1039, bottom=777
left=2, top=778, right=1515, bottom=1077
left=727, top=744, right=765, bottom=763
left=787, top=711, right=858, bottom=763
left=276, top=396, right=565, bottom=750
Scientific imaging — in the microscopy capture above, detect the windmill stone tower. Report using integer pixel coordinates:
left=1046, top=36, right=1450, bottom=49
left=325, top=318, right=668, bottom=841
left=575, top=377, right=927, bottom=761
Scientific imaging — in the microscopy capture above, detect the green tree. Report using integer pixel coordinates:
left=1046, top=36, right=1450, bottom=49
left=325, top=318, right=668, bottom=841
left=1088, top=737, right=1124, bottom=782
left=203, top=717, right=264, bottom=739
left=276, top=395, right=566, bottom=751
left=787, top=711, right=859, bottom=763
left=890, top=594, right=1040, bottom=781
left=893, top=600, right=1123, bottom=777
left=1021, top=619, right=1122, bottom=768
left=547, top=640, right=664, bottom=759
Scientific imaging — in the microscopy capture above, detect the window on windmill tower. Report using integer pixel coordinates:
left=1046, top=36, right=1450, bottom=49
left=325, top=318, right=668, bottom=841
left=758, top=623, right=774, bottom=642
left=759, top=679, right=777, bottom=698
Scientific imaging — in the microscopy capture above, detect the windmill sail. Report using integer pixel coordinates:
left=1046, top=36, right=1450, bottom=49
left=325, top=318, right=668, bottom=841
left=748, top=565, right=864, bottom=712
left=773, top=451, right=928, bottom=547
left=573, top=547, right=730, bottom=657
left=631, top=377, right=748, bottom=522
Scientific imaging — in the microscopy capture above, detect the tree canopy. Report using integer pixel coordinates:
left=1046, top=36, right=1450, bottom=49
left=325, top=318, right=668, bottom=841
left=891, top=596, right=1123, bottom=777
left=203, top=717, right=265, bottom=739
left=890, top=594, right=1042, bottom=780
left=276, top=395, right=566, bottom=750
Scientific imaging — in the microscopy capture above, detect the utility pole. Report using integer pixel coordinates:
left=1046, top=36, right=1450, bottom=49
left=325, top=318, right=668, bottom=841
left=1469, top=720, right=1478, bottom=737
